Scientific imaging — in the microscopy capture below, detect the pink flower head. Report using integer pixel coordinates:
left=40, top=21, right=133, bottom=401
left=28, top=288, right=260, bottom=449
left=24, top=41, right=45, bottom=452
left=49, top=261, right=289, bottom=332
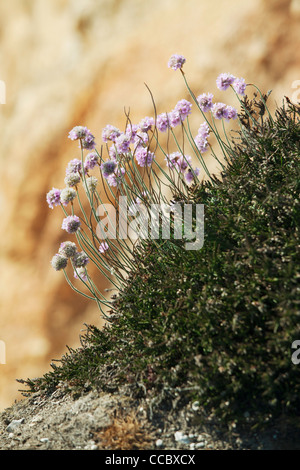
left=156, top=112, right=170, bottom=132
left=46, top=188, right=61, bottom=209
left=115, top=133, right=131, bottom=154
left=84, top=152, right=99, bottom=171
left=168, top=109, right=182, bottom=128
left=233, top=77, right=247, bottom=96
left=101, top=160, right=117, bottom=178
left=61, top=215, right=81, bottom=234
left=197, top=93, right=214, bottom=112
left=68, top=126, right=89, bottom=141
left=198, top=122, right=210, bottom=139
left=106, top=167, right=125, bottom=187
left=102, top=124, right=121, bottom=143
left=138, top=116, right=155, bottom=132
left=68, top=126, right=95, bottom=149
left=194, top=135, right=209, bottom=153
left=125, top=123, right=139, bottom=143
left=185, top=167, right=200, bottom=184
left=74, top=267, right=88, bottom=282
left=99, top=241, right=109, bottom=253
left=168, top=54, right=186, bottom=71
left=135, top=147, right=155, bottom=167
left=66, top=159, right=82, bottom=175
left=174, top=99, right=192, bottom=120
left=212, top=102, right=229, bottom=120
left=225, top=105, right=238, bottom=121
left=166, top=152, right=191, bottom=173
left=216, top=73, right=236, bottom=91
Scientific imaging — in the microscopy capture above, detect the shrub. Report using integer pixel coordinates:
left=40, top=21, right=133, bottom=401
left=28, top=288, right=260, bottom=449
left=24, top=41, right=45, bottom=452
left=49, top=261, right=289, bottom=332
left=20, top=57, right=300, bottom=428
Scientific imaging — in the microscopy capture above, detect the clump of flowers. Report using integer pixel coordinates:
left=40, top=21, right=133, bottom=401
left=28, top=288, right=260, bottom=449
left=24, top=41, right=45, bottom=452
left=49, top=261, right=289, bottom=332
left=47, top=53, right=258, bottom=315
left=62, top=215, right=81, bottom=234
left=168, top=54, right=186, bottom=71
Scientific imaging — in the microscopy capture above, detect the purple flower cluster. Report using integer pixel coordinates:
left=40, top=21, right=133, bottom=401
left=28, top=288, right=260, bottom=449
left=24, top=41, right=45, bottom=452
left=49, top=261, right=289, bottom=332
left=68, top=126, right=96, bottom=149
left=185, top=167, right=200, bottom=184
left=156, top=112, right=170, bottom=132
left=174, top=99, right=192, bottom=120
left=46, top=188, right=61, bottom=209
left=135, top=147, right=155, bottom=167
left=99, top=241, right=109, bottom=253
left=196, top=93, right=214, bottom=112
left=52, top=240, right=89, bottom=281
left=115, top=133, right=131, bottom=154
left=61, top=215, right=81, bottom=234
left=212, top=102, right=237, bottom=121
left=194, top=122, right=210, bottom=153
left=72, top=251, right=89, bottom=268
left=216, top=73, right=236, bottom=91
left=138, top=116, right=154, bottom=132
left=51, top=253, right=68, bottom=271
left=66, top=159, right=82, bottom=175
left=102, top=124, right=121, bottom=143
left=60, top=187, right=77, bottom=206
left=106, top=166, right=125, bottom=187
left=84, top=152, right=99, bottom=171
left=165, top=152, right=192, bottom=173
left=101, top=160, right=117, bottom=178
left=168, top=54, right=186, bottom=71
left=216, top=73, right=247, bottom=96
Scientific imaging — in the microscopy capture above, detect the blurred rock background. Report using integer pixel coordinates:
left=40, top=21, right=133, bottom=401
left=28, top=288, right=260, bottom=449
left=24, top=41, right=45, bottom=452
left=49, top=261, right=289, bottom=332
left=0, top=0, right=299, bottom=410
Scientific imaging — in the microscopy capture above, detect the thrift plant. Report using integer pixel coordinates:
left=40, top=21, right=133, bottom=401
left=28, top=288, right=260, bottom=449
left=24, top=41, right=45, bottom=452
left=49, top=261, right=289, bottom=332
left=20, top=55, right=300, bottom=429
left=45, top=54, right=249, bottom=318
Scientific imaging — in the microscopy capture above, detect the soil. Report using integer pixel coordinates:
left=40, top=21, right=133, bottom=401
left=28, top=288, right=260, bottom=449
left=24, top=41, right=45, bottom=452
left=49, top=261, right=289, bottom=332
left=0, top=383, right=299, bottom=451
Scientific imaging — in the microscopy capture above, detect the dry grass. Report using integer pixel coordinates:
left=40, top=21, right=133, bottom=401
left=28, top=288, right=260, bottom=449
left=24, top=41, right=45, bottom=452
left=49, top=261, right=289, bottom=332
left=95, top=410, right=156, bottom=450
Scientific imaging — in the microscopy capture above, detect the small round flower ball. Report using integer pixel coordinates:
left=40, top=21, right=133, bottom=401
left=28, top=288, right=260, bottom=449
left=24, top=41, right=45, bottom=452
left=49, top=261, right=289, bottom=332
left=46, top=188, right=61, bottom=209
left=197, top=93, right=214, bottom=112
left=66, top=159, right=82, bottom=175
left=216, top=73, right=236, bottom=91
left=168, top=54, right=186, bottom=71
left=60, top=187, right=77, bottom=206
left=72, top=251, right=89, bottom=268
left=185, top=167, right=200, bottom=184
left=51, top=253, right=68, bottom=271
left=68, top=126, right=89, bottom=141
left=64, top=172, right=81, bottom=187
left=225, top=105, right=238, bottom=121
left=84, top=152, right=99, bottom=171
left=59, top=241, right=77, bottom=258
left=74, top=267, right=88, bottom=282
left=86, top=176, right=98, bottom=193
left=156, top=112, right=170, bottom=132
left=233, top=77, right=247, bottom=96
left=174, top=99, right=192, bottom=120
left=212, top=102, right=229, bottom=120
left=168, top=110, right=182, bottom=128
left=62, top=215, right=81, bottom=234
left=194, top=135, right=209, bottom=153
left=107, top=167, right=125, bottom=187
left=99, top=241, right=109, bottom=253
left=101, top=160, right=117, bottom=178
left=102, top=124, right=121, bottom=143
left=115, top=133, right=131, bottom=154
left=138, top=116, right=155, bottom=132
left=81, top=131, right=96, bottom=150
left=135, top=147, right=155, bottom=167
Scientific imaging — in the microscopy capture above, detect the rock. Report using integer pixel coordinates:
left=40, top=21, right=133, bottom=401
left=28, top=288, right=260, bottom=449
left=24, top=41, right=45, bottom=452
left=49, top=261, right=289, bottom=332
left=6, top=418, right=25, bottom=433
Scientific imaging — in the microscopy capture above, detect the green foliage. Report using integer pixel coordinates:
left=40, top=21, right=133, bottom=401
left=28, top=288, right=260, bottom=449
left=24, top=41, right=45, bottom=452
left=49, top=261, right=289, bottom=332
left=20, top=97, right=300, bottom=428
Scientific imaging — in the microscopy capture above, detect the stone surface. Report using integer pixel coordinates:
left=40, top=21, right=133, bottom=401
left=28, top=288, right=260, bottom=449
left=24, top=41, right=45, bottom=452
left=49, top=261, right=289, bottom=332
left=0, top=0, right=299, bottom=410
